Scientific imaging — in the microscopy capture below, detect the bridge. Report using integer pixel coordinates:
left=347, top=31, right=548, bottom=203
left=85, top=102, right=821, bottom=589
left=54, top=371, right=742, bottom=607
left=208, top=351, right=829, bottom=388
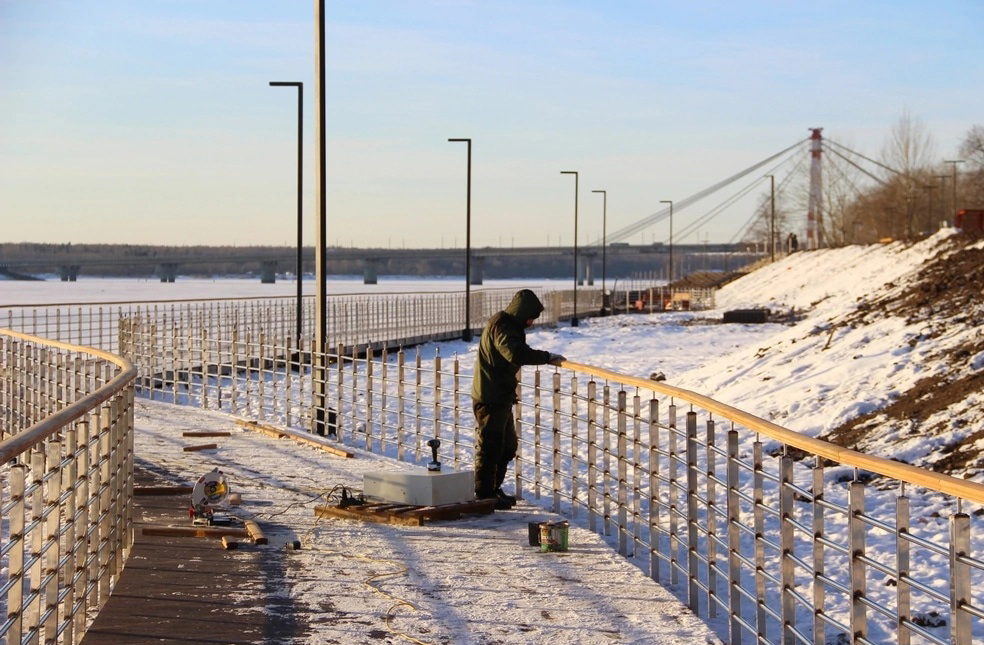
left=1, top=241, right=759, bottom=284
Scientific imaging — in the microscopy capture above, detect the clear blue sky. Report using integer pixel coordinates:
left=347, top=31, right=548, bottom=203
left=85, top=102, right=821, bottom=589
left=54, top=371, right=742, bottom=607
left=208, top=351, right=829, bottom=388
left=2, top=1, right=983, bottom=248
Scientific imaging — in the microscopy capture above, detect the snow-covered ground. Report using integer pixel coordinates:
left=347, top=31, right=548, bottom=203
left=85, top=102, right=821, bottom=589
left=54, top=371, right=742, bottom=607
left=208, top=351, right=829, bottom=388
left=10, top=229, right=984, bottom=643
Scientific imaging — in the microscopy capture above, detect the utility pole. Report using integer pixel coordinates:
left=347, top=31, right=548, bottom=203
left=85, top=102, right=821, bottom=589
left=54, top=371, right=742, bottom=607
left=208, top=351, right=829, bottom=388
left=767, top=175, right=775, bottom=261
left=944, top=160, right=965, bottom=225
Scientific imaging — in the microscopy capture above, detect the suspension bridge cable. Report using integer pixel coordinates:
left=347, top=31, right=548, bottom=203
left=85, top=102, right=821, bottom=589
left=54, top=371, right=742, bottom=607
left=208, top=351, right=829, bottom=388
left=673, top=144, right=808, bottom=244
left=823, top=145, right=876, bottom=197
left=824, top=138, right=902, bottom=177
left=823, top=143, right=889, bottom=186
left=600, top=137, right=810, bottom=244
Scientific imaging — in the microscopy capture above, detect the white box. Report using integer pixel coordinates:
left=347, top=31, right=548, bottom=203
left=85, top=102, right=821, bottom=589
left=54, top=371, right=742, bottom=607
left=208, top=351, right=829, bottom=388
left=363, top=469, right=474, bottom=506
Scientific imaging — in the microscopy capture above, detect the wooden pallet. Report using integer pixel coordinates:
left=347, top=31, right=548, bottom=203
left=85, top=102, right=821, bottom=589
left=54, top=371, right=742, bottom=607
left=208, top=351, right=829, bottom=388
left=314, top=498, right=497, bottom=526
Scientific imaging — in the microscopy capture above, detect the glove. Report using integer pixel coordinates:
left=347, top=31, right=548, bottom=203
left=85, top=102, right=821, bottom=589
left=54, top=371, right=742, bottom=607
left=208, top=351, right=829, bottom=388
left=548, top=353, right=567, bottom=366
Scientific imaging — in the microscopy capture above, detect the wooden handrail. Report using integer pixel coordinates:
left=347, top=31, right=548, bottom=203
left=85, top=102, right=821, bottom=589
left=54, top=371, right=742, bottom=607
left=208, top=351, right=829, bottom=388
left=562, top=360, right=984, bottom=506
left=0, top=328, right=137, bottom=463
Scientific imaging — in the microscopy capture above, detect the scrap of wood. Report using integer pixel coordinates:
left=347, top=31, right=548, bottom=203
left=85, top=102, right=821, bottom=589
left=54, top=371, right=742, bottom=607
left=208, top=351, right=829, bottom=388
left=134, top=485, right=194, bottom=496
left=243, top=519, right=267, bottom=545
left=182, top=431, right=232, bottom=438
left=235, top=418, right=286, bottom=439
left=142, top=526, right=250, bottom=540
left=221, top=536, right=239, bottom=550
left=183, top=443, right=217, bottom=452
left=235, top=418, right=354, bottom=458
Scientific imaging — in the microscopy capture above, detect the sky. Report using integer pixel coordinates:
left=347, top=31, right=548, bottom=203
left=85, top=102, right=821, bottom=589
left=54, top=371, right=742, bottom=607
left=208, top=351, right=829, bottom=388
left=110, top=228, right=983, bottom=643
left=3, top=1, right=984, bottom=249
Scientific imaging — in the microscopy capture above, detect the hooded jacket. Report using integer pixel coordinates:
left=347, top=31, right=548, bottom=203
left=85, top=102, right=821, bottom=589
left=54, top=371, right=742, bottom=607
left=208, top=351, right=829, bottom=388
left=471, top=289, right=552, bottom=405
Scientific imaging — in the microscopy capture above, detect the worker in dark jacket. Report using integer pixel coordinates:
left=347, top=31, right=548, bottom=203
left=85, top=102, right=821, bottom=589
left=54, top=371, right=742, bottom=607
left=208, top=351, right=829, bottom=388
left=472, top=289, right=565, bottom=509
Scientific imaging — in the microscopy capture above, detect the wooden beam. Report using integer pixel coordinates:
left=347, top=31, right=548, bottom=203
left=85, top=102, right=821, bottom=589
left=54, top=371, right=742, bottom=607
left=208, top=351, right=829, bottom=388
left=142, top=526, right=250, bottom=540
left=235, top=418, right=354, bottom=458
left=134, top=485, right=194, bottom=496
left=183, top=443, right=217, bottom=452
left=182, top=431, right=232, bottom=438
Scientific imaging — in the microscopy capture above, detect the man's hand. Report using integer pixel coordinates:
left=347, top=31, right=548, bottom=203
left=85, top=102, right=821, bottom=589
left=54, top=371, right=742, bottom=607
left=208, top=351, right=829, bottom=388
left=548, top=353, right=567, bottom=366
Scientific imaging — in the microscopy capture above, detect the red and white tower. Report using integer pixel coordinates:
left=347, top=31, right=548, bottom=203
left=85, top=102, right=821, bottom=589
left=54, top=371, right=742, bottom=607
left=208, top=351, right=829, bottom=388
left=807, top=128, right=823, bottom=248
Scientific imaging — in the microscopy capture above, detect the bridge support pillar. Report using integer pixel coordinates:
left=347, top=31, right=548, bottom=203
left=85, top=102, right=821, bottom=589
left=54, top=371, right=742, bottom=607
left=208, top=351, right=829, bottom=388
left=363, top=258, right=379, bottom=285
left=470, top=256, right=484, bottom=285
left=59, top=265, right=80, bottom=282
left=157, top=262, right=178, bottom=283
left=260, top=260, right=277, bottom=284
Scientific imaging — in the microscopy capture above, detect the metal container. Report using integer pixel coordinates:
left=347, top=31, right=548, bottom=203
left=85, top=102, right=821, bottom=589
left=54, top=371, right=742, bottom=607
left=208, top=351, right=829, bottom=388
left=538, top=521, right=569, bottom=552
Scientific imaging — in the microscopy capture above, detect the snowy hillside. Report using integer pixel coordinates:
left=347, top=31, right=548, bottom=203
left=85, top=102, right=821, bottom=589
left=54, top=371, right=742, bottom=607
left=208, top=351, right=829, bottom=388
left=676, top=229, right=984, bottom=479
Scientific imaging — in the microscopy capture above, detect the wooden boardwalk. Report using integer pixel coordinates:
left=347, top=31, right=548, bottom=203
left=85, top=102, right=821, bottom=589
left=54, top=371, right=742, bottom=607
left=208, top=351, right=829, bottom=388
left=80, top=464, right=307, bottom=644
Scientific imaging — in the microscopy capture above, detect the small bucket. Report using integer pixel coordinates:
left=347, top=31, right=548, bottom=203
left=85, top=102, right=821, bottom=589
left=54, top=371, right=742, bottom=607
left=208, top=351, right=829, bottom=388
left=538, top=521, right=569, bottom=552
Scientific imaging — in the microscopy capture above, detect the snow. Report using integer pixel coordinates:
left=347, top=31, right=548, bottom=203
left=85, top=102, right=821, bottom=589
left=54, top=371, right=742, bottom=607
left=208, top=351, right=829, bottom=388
left=10, top=229, right=984, bottom=643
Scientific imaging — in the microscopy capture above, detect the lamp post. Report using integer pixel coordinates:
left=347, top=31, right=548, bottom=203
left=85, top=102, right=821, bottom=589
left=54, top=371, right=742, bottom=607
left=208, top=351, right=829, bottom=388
left=448, top=138, right=472, bottom=341
left=935, top=174, right=949, bottom=230
left=766, top=175, right=775, bottom=261
left=944, top=159, right=965, bottom=225
left=591, top=189, right=607, bottom=315
left=313, top=0, right=329, bottom=436
left=560, top=171, right=579, bottom=327
left=268, top=81, right=304, bottom=350
left=660, top=200, right=673, bottom=291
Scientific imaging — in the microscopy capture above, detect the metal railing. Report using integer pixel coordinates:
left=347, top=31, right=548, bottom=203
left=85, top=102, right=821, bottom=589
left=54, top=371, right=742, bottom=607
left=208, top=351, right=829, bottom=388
left=119, top=301, right=984, bottom=645
left=0, top=330, right=136, bottom=645
left=0, top=287, right=605, bottom=356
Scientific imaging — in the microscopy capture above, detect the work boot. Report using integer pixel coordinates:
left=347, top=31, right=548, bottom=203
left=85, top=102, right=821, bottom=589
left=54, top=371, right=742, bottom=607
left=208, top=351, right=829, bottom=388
left=478, top=492, right=512, bottom=511
left=496, top=488, right=517, bottom=508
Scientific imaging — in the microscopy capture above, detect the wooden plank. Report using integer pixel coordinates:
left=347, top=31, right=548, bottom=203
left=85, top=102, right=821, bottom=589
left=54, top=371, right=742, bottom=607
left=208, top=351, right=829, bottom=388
left=183, top=443, right=217, bottom=452
left=235, top=418, right=286, bottom=439
left=142, top=526, right=250, bottom=540
left=235, top=418, right=355, bottom=458
left=134, top=485, right=194, bottom=496
left=312, top=498, right=497, bottom=527
left=221, top=536, right=239, bottom=550
left=182, top=431, right=232, bottom=438
left=314, top=504, right=422, bottom=526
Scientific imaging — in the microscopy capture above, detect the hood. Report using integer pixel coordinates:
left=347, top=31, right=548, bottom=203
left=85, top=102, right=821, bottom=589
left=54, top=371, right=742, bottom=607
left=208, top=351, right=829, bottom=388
left=504, top=289, right=544, bottom=321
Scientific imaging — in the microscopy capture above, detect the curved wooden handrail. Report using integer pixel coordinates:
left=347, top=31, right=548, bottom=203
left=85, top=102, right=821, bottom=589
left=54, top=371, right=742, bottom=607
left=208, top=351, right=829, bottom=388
left=0, top=329, right=137, bottom=463
left=562, top=360, right=984, bottom=506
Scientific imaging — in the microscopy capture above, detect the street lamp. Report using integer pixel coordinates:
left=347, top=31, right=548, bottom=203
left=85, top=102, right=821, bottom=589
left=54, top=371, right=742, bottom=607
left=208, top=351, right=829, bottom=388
left=944, top=159, right=965, bottom=225
left=591, top=189, right=607, bottom=315
left=660, top=200, right=673, bottom=292
left=560, top=171, right=579, bottom=327
left=448, top=138, right=472, bottom=341
left=269, top=81, right=304, bottom=351
left=766, top=175, right=775, bottom=261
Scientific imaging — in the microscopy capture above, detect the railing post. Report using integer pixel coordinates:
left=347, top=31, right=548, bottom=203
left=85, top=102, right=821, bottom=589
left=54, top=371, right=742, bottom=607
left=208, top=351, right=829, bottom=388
left=397, top=347, right=406, bottom=461
left=812, top=463, right=827, bottom=645
left=8, top=464, right=27, bottom=644
left=631, top=392, right=642, bottom=560
left=685, top=410, right=699, bottom=611
left=602, top=383, right=612, bottom=535
left=452, top=353, right=461, bottom=471
left=366, top=345, right=375, bottom=451
left=705, top=417, right=718, bottom=618
left=890, top=490, right=910, bottom=645
left=587, top=379, right=598, bottom=531
left=551, top=370, right=562, bottom=513
left=753, top=440, right=767, bottom=640
left=779, top=455, right=795, bottom=645
left=848, top=480, right=868, bottom=643
left=617, top=390, right=629, bottom=557
left=532, top=368, right=542, bottom=502
left=569, top=375, right=580, bottom=517
left=668, top=401, right=679, bottom=585
left=950, top=512, right=971, bottom=644
left=726, top=428, right=743, bottom=645
left=44, top=439, right=63, bottom=640
left=648, top=397, right=661, bottom=581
